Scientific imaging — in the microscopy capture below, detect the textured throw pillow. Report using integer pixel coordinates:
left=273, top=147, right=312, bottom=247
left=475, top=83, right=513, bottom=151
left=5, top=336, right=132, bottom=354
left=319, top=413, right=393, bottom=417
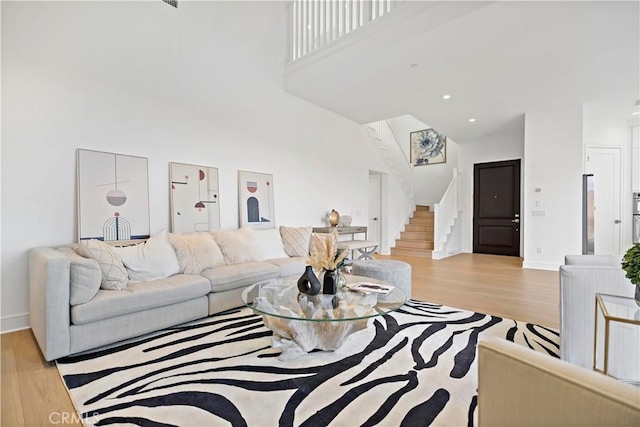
left=253, top=228, right=289, bottom=260
left=113, top=229, right=180, bottom=282
left=279, top=226, right=312, bottom=257
left=212, top=227, right=261, bottom=264
left=57, top=247, right=102, bottom=305
left=168, top=232, right=225, bottom=274
left=78, top=239, right=129, bottom=290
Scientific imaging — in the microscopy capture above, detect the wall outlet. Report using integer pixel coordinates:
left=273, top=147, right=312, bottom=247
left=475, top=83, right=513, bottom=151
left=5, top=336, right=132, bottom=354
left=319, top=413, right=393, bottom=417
left=536, top=247, right=543, bottom=254
left=531, top=210, right=547, bottom=217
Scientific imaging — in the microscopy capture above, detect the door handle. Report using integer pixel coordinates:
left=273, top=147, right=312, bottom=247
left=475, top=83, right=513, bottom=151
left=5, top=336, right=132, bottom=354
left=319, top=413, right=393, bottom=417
left=511, top=219, right=520, bottom=223
left=614, top=220, right=621, bottom=224
left=373, top=218, right=378, bottom=221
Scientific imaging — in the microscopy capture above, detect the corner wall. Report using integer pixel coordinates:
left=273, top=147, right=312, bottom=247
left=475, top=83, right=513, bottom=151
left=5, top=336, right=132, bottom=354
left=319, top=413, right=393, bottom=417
left=523, top=104, right=584, bottom=270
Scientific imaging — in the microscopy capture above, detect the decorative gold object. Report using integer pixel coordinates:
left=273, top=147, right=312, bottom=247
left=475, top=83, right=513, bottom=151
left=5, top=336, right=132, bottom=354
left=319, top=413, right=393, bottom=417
left=329, top=209, right=340, bottom=227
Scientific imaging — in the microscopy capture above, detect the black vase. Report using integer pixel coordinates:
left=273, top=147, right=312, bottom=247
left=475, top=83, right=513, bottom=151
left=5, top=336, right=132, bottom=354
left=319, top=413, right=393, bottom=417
left=322, top=269, right=338, bottom=295
left=297, top=265, right=321, bottom=296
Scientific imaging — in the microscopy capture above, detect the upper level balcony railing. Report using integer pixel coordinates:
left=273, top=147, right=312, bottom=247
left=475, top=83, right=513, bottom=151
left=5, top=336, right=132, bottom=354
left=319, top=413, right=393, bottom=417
left=290, top=0, right=405, bottom=61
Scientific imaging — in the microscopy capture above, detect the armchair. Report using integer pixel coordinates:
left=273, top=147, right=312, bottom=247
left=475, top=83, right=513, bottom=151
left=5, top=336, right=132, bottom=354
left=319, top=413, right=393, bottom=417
left=478, top=337, right=640, bottom=426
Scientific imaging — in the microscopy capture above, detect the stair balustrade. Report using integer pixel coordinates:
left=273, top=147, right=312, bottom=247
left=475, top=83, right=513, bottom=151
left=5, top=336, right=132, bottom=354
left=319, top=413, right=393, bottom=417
left=432, top=168, right=459, bottom=259
left=365, top=120, right=413, bottom=204
left=289, top=0, right=406, bottom=61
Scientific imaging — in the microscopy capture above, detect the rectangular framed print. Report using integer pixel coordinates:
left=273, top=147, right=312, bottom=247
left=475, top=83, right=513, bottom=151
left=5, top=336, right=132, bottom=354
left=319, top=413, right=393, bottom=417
left=170, top=162, right=221, bottom=233
left=410, top=128, right=447, bottom=166
left=238, top=170, right=275, bottom=229
left=77, top=149, right=150, bottom=241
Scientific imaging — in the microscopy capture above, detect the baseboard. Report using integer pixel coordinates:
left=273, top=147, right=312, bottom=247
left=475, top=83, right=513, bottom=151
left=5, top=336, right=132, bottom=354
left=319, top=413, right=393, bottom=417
left=431, top=248, right=462, bottom=260
left=1, top=312, right=29, bottom=334
left=522, top=260, right=560, bottom=271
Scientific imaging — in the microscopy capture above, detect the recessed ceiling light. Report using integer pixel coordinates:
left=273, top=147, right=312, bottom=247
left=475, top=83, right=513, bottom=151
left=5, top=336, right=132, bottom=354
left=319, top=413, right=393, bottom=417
left=633, top=111, right=640, bottom=116
left=469, top=118, right=476, bottom=122
left=443, top=94, right=451, bottom=100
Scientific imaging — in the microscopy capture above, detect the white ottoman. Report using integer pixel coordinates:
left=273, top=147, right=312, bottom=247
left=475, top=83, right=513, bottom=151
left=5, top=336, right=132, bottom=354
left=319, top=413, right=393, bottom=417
left=351, top=260, right=412, bottom=299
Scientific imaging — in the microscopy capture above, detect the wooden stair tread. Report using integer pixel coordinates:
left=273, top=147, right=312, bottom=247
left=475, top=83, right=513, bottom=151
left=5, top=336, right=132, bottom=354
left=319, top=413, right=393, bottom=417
left=391, top=205, right=435, bottom=259
left=390, top=247, right=432, bottom=258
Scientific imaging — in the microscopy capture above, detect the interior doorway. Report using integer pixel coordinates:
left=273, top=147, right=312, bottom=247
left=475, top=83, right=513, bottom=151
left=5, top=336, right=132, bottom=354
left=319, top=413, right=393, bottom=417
left=585, top=146, right=622, bottom=255
left=473, top=159, right=521, bottom=256
left=368, top=173, right=381, bottom=246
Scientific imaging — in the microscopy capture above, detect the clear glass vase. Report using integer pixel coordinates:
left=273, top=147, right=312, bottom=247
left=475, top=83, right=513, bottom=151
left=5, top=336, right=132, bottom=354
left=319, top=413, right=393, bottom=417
left=336, top=268, right=348, bottom=290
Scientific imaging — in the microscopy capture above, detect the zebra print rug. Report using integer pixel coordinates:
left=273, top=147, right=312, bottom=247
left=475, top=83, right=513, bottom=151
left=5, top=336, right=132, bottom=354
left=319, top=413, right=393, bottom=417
left=57, top=300, right=559, bottom=426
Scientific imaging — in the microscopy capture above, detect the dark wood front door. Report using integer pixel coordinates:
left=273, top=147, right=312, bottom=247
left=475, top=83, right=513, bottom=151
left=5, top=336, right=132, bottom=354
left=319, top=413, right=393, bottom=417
left=473, top=159, right=521, bottom=256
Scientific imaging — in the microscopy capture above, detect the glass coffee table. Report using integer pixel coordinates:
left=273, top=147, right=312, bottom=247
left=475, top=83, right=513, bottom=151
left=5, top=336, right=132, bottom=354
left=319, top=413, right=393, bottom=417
left=241, top=275, right=407, bottom=360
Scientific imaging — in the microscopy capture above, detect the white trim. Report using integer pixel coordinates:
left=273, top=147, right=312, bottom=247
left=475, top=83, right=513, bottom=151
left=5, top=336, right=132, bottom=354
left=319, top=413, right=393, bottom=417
left=522, top=261, right=560, bottom=271
left=431, top=248, right=462, bottom=260
left=1, top=312, right=30, bottom=334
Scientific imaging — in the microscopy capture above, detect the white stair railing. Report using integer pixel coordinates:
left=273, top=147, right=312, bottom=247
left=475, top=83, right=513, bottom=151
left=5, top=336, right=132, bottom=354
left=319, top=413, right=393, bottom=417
left=432, top=168, right=459, bottom=259
left=365, top=120, right=413, bottom=204
left=289, top=0, right=406, bottom=61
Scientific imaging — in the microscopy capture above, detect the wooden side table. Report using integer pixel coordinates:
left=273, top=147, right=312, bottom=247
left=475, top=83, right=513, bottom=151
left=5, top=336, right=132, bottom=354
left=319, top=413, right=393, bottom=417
left=593, top=293, right=640, bottom=383
left=312, top=226, right=368, bottom=240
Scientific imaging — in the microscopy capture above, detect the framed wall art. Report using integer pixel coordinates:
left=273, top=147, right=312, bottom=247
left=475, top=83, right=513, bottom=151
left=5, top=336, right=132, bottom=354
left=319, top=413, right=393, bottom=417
left=170, top=162, right=221, bottom=233
left=238, top=170, right=275, bottom=229
left=410, top=128, right=447, bottom=166
left=77, top=149, right=150, bottom=241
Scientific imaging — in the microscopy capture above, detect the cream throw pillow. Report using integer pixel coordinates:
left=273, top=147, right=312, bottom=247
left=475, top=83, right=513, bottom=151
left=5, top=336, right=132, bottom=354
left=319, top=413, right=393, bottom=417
left=57, top=247, right=102, bottom=305
left=212, top=227, right=261, bottom=264
left=168, top=232, right=225, bottom=274
left=253, top=228, right=289, bottom=260
left=113, top=229, right=180, bottom=281
left=78, top=239, right=129, bottom=290
left=279, top=226, right=312, bottom=257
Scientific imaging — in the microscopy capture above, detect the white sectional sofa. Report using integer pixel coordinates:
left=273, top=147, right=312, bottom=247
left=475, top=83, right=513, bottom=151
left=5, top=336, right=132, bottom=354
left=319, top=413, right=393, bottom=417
left=29, top=226, right=313, bottom=361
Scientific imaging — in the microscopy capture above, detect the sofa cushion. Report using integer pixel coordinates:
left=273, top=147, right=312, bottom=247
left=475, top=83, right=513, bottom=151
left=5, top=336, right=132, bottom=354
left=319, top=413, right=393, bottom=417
left=77, top=239, right=129, bottom=290
left=201, top=261, right=278, bottom=293
left=113, top=229, right=180, bottom=282
left=265, top=257, right=307, bottom=277
left=254, top=228, right=289, bottom=260
left=212, top=227, right=261, bottom=264
left=279, top=226, right=312, bottom=257
left=71, top=274, right=210, bottom=325
left=57, top=247, right=102, bottom=306
left=168, top=232, right=225, bottom=274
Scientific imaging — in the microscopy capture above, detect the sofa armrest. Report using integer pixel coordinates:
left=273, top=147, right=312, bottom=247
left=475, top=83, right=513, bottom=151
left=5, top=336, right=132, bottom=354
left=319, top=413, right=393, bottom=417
left=478, top=337, right=640, bottom=427
left=29, top=247, right=71, bottom=361
left=564, top=254, right=622, bottom=266
left=559, top=265, right=635, bottom=369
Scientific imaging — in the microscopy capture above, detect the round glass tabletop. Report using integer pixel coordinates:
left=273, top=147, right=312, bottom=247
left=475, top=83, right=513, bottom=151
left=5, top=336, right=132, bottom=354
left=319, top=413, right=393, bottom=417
left=240, top=274, right=407, bottom=323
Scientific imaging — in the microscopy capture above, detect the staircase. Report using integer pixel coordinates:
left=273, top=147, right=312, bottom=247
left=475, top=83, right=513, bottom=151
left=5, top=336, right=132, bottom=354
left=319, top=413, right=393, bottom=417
left=391, top=205, right=433, bottom=258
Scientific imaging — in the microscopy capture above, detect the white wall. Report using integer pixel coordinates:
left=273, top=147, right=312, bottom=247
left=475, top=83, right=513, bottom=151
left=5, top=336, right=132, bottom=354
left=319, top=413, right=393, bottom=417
left=0, top=1, right=406, bottom=332
left=523, top=104, right=584, bottom=270
left=387, top=115, right=460, bottom=205
left=457, top=117, right=525, bottom=253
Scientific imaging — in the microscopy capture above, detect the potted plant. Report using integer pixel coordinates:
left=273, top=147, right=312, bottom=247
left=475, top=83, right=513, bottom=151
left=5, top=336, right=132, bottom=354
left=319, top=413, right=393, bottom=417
left=620, top=244, right=640, bottom=306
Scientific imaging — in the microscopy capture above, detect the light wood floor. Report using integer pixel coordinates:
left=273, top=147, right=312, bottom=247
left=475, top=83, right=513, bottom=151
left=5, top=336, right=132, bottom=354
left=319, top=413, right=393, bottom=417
left=1, top=253, right=559, bottom=427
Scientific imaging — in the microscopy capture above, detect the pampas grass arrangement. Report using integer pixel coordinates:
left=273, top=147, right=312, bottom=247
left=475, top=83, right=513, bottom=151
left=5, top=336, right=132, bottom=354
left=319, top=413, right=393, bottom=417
left=307, top=229, right=349, bottom=271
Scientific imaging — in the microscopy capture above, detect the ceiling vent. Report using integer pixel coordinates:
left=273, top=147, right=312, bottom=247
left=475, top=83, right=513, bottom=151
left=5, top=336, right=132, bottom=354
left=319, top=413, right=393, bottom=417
left=162, top=0, right=178, bottom=9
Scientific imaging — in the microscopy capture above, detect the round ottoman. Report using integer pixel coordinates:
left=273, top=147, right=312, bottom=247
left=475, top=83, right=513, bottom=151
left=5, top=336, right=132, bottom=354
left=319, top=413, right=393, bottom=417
left=351, top=260, right=412, bottom=299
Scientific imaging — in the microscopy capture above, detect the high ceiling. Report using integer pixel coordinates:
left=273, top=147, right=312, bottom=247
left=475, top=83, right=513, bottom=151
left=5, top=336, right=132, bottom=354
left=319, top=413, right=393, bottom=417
left=284, top=1, right=640, bottom=143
